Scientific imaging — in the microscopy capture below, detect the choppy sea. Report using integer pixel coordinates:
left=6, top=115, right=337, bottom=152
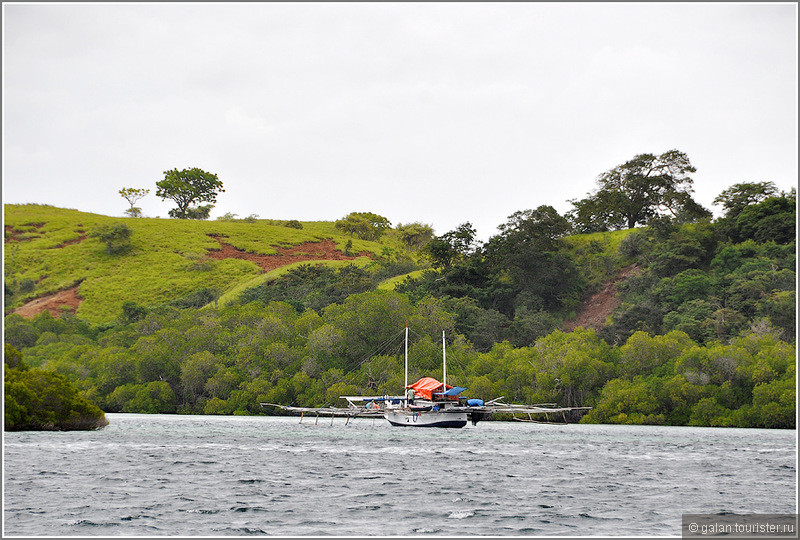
left=3, top=413, right=796, bottom=536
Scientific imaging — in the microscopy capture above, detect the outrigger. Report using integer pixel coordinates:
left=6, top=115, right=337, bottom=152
left=262, top=325, right=591, bottom=428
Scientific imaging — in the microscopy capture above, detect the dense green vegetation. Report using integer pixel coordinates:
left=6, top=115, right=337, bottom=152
left=3, top=166, right=796, bottom=429
left=3, top=293, right=793, bottom=428
left=5, top=344, right=108, bottom=431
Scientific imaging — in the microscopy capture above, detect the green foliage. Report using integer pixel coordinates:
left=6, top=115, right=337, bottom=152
left=584, top=328, right=795, bottom=428
left=184, top=204, right=214, bottom=220
left=156, top=167, right=224, bottom=219
left=3, top=205, right=395, bottom=324
left=240, top=264, right=375, bottom=312
left=4, top=314, right=42, bottom=349
left=18, top=278, right=35, bottom=294
left=2, top=170, right=795, bottom=429
left=648, top=220, right=718, bottom=277
left=569, top=149, right=708, bottom=231
left=4, top=346, right=108, bottom=431
left=602, top=214, right=794, bottom=346
left=334, top=212, right=391, bottom=241
left=107, top=382, right=177, bottom=414
left=90, top=223, right=132, bottom=255
left=4, top=286, right=794, bottom=427
left=403, top=209, right=585, bottom=345
left=424, top=222, right=478, bottom=269
left=734, top=195, right=796, bottom=244
left=217, top=213, right=262, bottom=223
left=121, top=301, right=148, bottom=324
left=713, top=181, right=779, bottom=219
left=5, top=343, right=27, bottom=370
left=395, top=222, right=434, bottom=250
left=282, top=220, right=303, bottom=229
left=486, top=207, right=583, bottom=314
left=170, top=287, right=220, bottom=309
left=565, top=229, right=634, bottom=289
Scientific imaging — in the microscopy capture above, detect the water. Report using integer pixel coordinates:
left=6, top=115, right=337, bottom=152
left=3, top=414, right=796, bottom=536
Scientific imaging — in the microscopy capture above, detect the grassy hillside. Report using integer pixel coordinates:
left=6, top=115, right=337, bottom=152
left=4, top=204, right=400, bottom=324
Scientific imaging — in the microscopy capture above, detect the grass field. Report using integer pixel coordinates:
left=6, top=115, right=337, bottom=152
left=4, top=204, right=400, bottom=324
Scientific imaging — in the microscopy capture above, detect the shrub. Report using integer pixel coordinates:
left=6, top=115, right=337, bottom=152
left=90, top=223, right=132, bottom=255
left=18, top=278, right=35, bottom=294
left=121, top=301, right=148, bottom=323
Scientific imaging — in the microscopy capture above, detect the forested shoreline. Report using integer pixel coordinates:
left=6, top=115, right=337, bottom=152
left=4, top=158, right=796, bottom=430
left=4, top=294, right=795, bottom=428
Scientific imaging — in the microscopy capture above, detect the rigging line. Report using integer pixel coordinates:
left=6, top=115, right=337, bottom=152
left=356, top=335, right=403, bottom=367
left=345, top=328, right=406, bottom=370
left=311, top=330, right=404, bottom=375
left=406, top=327, right=468, bottom=377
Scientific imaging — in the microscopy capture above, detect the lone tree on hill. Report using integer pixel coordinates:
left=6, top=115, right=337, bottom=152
left=569, top=150, right=710, bottom=232
left=156, top=167, right=224, bottom=219
left=395, top=222, right=435, bottom=249
left=119, top=187, right=149, bottom=218
left=334, top=212, right=391, bottom=241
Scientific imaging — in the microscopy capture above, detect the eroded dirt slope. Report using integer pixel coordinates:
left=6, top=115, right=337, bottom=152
left=563, top=264, right=640, bottom=332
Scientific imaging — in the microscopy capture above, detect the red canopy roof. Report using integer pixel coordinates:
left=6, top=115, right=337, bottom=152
left=406, top=377, right=455, bottom=400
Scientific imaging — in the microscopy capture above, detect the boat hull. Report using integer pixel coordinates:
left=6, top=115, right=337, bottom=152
left=384, top=409, right=468, bottom=428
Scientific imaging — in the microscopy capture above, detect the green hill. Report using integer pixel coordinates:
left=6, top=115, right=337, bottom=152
left=3, top=196, right=795, bottom=429
left=3, top=204, right=406, bottom=324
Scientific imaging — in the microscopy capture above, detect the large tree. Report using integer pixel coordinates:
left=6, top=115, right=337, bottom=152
left=156, top=168, right=224, bottom=219
left=570, top=150, right=709, bottom=232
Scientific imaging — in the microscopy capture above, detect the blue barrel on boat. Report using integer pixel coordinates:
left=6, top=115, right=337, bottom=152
left=466, top=399, right=484, bottom=406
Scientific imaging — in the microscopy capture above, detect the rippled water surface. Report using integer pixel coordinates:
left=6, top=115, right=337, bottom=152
left=3, top=414, right=796, bottom=536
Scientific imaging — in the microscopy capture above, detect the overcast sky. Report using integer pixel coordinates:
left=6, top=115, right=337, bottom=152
left=3, top=2, right=797, bottom=240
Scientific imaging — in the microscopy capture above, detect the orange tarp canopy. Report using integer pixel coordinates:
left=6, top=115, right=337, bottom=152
left=406, top=377, right=456, bottom=400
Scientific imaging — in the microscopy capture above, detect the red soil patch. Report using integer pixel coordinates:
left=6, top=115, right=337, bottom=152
left=52, top=234, right=87, bottom=248
left=206, top=237, right=371, bottom=272
left=5, top=225, right=84, bottom=247
left=12, top=286, right=83, bottom=319
left=4, top=225, right=38, bottom=243
left=563, top=264, right=641, bottom=332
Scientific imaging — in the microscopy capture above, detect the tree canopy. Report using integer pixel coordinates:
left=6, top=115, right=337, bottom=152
left=424, top=222, right=478, bottom=269
left=3, top=160, right=795, bottom=430
left=395, top=222, right=435, bottom=249
left=713, top=181, right=780, bottom=219
left=570, top=150, right=709, bottom=232
left=334, top=212, right=391, bottom=241
left=5, top=344, right=108, bottom=431
left=156, top=168, right=224, bottom=219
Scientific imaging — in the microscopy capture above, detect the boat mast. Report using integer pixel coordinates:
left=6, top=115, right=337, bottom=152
left=404, top=324, right=409, bottom=394
left=442, top=330, right=446, bottom=393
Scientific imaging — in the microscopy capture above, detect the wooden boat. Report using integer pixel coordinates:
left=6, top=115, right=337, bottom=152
left=262, top=326, right=590, bottom=428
